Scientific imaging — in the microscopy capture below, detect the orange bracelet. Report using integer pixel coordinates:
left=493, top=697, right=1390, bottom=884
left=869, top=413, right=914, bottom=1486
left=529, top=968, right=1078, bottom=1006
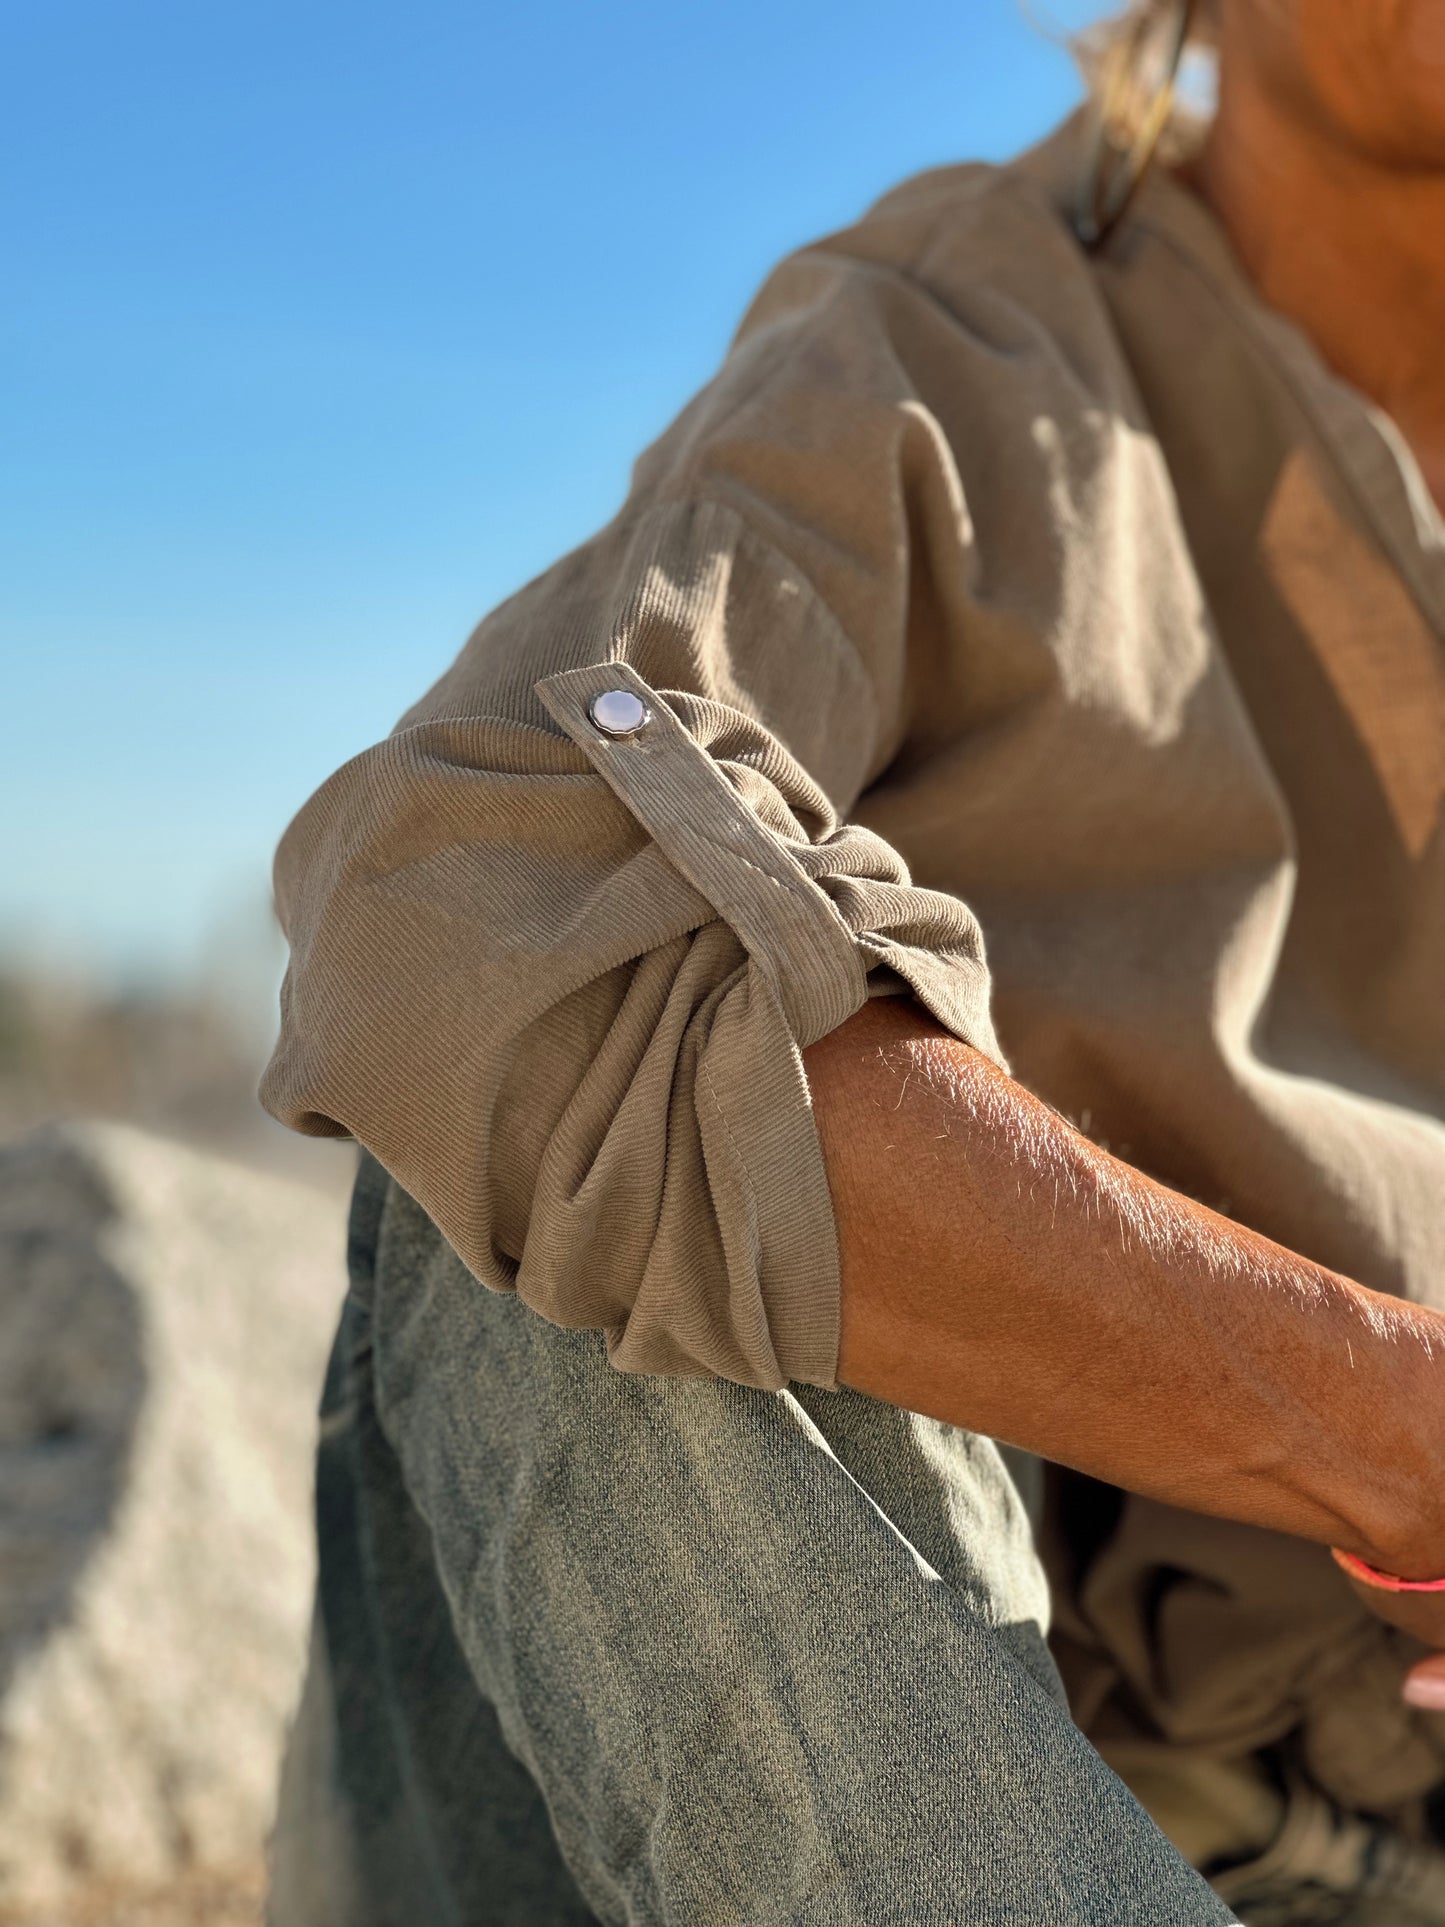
left=1332, top=1547, right=1445, bottom=1594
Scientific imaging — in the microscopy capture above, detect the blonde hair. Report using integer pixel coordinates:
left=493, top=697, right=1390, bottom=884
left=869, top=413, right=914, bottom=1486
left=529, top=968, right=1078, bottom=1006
left=1074, top=0, right=1219, bottom=164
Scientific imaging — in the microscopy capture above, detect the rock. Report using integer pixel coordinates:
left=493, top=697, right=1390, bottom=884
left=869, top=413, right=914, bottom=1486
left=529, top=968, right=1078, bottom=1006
left=0, top=1122, right=351, bottom=1910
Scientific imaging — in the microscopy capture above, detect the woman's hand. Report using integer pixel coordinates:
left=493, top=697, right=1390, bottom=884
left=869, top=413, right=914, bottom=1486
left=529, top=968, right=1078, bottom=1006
left=1405, top=1652, right=1445, bottom=1712
left=1339, top=1580, right=1445, bottom=1713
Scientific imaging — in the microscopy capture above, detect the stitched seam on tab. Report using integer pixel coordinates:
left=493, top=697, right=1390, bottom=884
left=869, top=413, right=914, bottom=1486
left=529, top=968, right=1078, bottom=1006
left=675, top=826, right=828, bottom=918
left=663, top=816, right=865, bottom=1016
left=535, top=662, right=868, bottom=1041
left=591, top=754, right=833, bottom=922
left=542, top=668, right=863, bottom=953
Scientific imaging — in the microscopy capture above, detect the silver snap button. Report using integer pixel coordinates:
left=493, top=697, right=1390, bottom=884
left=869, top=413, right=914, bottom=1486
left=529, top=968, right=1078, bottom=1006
left=588, top=688, right=650, bottom=738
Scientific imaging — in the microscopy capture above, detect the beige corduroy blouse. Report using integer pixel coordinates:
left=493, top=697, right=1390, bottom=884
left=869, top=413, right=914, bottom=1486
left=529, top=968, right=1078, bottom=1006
left=263, top=113, right=1445, bottom=1825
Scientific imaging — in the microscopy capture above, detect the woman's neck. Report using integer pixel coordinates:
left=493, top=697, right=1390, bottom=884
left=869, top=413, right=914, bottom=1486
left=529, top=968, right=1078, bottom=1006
left=1188, top=82, right=1445, bottom=513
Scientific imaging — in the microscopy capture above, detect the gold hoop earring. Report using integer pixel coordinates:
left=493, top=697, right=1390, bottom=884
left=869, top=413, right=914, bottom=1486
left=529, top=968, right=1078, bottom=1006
left=1075, top=0, right=1195, bottom=249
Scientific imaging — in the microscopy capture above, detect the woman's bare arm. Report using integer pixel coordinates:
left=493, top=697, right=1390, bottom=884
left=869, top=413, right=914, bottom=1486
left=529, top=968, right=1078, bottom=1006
left=805, top=997, right=1445, bottom=1590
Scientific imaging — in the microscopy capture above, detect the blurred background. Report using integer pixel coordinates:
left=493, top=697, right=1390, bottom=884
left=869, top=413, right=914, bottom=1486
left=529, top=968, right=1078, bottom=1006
left=2, top=4, right=1126, bottom=1918
left=3, top=0, right=1105, bottom=1183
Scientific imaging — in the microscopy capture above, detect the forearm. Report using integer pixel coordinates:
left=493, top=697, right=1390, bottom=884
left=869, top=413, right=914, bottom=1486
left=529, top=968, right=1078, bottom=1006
left=806, top=998, right=1445, bottom=1576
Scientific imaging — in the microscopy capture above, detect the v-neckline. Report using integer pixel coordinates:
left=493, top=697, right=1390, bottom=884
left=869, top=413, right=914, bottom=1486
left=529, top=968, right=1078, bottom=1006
left=1125, top=155, right=1445, bottom=646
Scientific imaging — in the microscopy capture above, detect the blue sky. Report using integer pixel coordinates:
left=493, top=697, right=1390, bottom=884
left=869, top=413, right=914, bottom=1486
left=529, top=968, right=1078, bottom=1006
left=4, top=0, right=1101, bottom=994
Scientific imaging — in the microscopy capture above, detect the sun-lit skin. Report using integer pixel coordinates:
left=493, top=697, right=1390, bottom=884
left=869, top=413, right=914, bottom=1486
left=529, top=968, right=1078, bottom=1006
left=1187, top=0, right=1445, bottom=510
left=814, top=1004, right=1445, bottom=1654
left=810, top=0, right=1445, bottom=1712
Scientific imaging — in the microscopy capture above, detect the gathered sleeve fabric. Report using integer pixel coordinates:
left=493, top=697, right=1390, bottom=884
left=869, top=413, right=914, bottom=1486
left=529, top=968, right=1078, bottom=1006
left=260, top=196, right=1045, bottom=1390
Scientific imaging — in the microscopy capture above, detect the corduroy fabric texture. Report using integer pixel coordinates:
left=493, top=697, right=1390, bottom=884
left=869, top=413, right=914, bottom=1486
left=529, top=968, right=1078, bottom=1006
left=262, top=109, right=1445, bottom=1847
left=262, top=117, right=1444, bottom=1396
left=263, top=487, right=1001, bottom=1390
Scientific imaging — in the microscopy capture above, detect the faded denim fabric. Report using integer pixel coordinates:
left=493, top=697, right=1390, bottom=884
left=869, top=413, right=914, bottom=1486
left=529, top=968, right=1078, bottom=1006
left=268, top=1154, right=1238, bottom=1926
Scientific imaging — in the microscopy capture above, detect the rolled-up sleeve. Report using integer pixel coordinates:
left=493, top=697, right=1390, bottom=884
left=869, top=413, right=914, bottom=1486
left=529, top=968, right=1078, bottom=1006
left=261, top=237, right=1008, bottom=1389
